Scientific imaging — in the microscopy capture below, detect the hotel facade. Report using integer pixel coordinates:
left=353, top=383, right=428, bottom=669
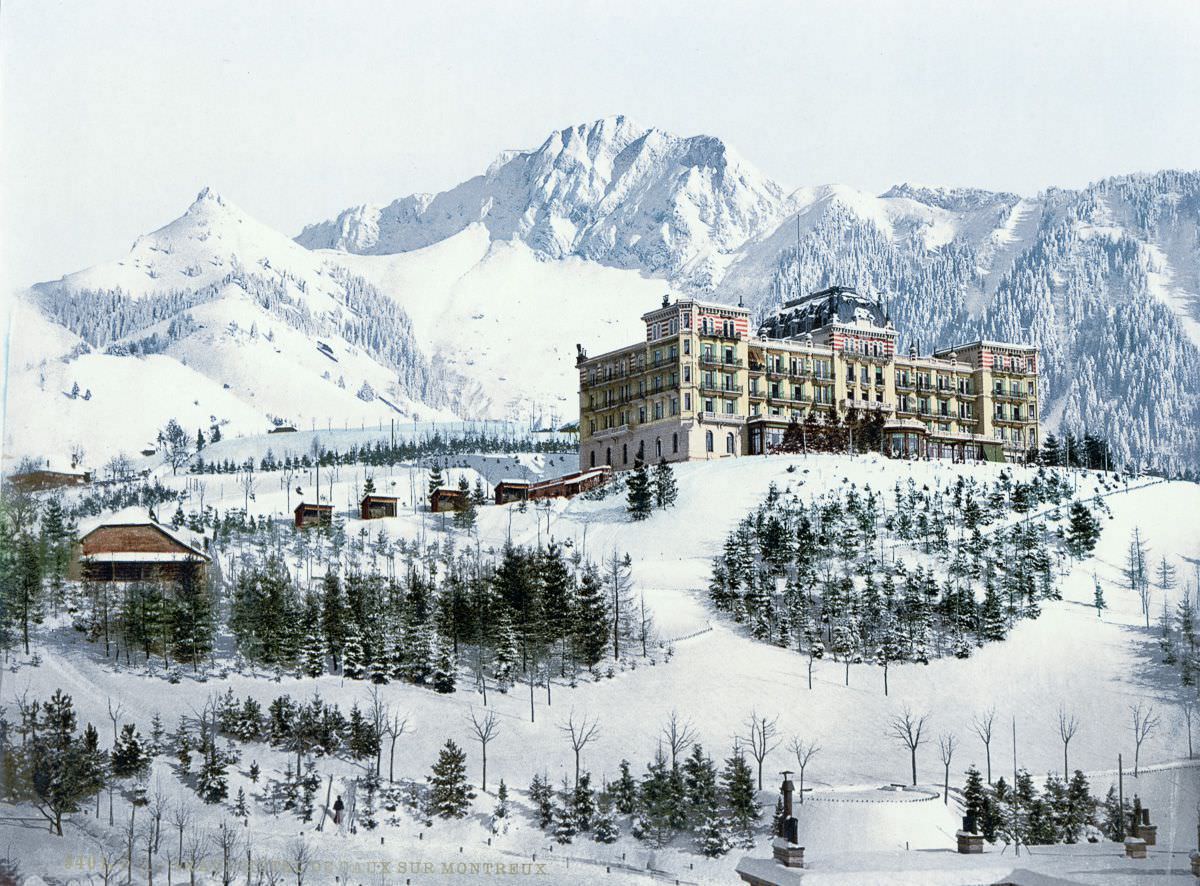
left=576, top=286, right=1039, bottom=471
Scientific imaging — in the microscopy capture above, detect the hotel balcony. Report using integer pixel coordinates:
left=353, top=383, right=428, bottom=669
left=700, top=354, right=743, bottom=368
left=699, top=412, right=747, bottom=424
left=700, top=380, right=743, bottom=394
left=592, top=424, right=630, bottom=440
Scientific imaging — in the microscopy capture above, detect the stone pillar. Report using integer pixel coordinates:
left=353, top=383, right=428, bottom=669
left=956, top=815, right=984, bottom=854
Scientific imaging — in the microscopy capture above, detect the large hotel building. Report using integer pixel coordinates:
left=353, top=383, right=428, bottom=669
left=576, top=286, right=1039, bottom=471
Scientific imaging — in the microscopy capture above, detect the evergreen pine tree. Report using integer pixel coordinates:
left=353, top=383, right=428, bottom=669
left=571, top=771, right=596, bottom=831
left=612, top=759, right=638, bottom=815
left=427, top=740, right=474, bottom=818
left=721, top=746, right=759, bottom=848
left=592, top=794, right=620, bottom=843
left=342, top=622, right=366, bottom=680
left=653, top=459, right=678, bottom=508
left=1093, top=578, right=1107, bottom=618
left=427, top=465, right=444, bottom=500
left=638, top=747, right=679, bottom=846
left=572, top=565, right=609, bottom=670
left=233, top=787, right=249, bottom=818
left=529, top=771, right=554, bottom=828
left=432, top=637, right=457, bottom=693
left=494, top=780, right=509, bottom=818
left=626, top=458, right=653, bottom=521
left=491, top=605, right=520, bottom=690
left=697, top=813, right=731, bottom=857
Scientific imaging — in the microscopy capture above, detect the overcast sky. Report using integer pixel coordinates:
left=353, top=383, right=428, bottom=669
left=3, top=0, right=1200, bottom=292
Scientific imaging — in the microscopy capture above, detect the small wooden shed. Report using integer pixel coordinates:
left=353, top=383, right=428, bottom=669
left=360, top=494, right=399, bottom=519
left=294, top=502, right=334, bottom=528
left=494, top=479, right=531, bottom=505
left=430, top=487, right=467, bottom=513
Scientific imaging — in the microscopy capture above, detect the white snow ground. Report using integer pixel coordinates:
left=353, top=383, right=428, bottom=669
left=3, top=452, right=1198, bottom=884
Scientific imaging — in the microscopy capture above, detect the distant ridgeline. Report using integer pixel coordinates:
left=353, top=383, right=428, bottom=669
left=33, top=266, right=452, bottom=410
left=759, top=172, right=1200, bottom=472
left=708, top=470, right=1105, bottom=676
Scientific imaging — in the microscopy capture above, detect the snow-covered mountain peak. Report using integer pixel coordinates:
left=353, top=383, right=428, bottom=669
left=296, top=117, right=790, bottom=288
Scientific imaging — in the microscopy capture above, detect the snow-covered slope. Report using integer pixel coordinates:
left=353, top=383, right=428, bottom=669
left=327, top=226, right=666, bottom=423
left=297, top=115, right=792, bottom=290
left=5, top=189, right=457, bottom=470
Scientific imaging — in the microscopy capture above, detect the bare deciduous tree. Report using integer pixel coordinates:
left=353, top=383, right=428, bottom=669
left=171, top=800, right=194, bottom=863
left=660, top=710, right=698, bottom=769
left=468, top=708, right=501, bottom=791
left=383, top=710, right=410, bottom=783
left=214, top=819, right=241, bottom=886
left=286, top=837, right=315, bottom=886
left=971, top=707, right=996, bottom=784
left=937, top=733, right=958, bottom=804
left=1057, top=707, right=1079, bottom=776
left=1130, top=702, right=1160, bottom=777
left=182, top=825, right=210, bottom=886
left=743, top=710, right=782, bottom=791
left=92, top=838, right=123, bottom=886
left=558, top=710, right=600, bottom=787
left=239, top=470, right=257, bottom=513
left=787, top=736, right=820, bottom=805
left=887, top=705, right=930, bottom=786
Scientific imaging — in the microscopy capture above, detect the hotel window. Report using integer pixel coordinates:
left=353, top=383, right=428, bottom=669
left=683, top=313, right=692, bottom=329
left=704, top=398, right=714, bottom=412
left=669, top=345, right=677, bottom=360
left=670, top=398, right=678, bottom=415
left=993, top=355, right=1004, bottom=370
left=638, top=440, right=645, bottom=460
left=860, top=366, right=869, bottom=384
left=875, top=368, right=883, bottom=385
left=683, top=338, right=691, bottom=354
left=590, top=451, right=596, bottom=467
left=726, top=433, right=736, bottom=454
left=846, top=364, right=855, bottom=383
left=723, top=320, right=735, bottom=337
left=654, top=349, right=662, bottom=365
left=703, top=344, right=713, bottom=360
left=622, top=444, right=628, bottom=464
left=639, top=407, right=646, bottom=423
left=589, top=420, right=596, bottom=434
left=672, top=432, right=679, bottom=453
left=669, top=319, right=677, bottom=335
left=724, top=399, right=736, bottom=414
left=684, top=365, right=691, bottom=382
left=606, top=447, right=612, bottom=465
left=706, top=430, right=714, bottom=452
left=656, top=438, right=662, bottom=458
left=684, top=393, right=692, bottom=410
left=654, top=402, right=664, bottom=419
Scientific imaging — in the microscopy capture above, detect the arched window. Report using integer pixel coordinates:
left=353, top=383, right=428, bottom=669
left=605, top=447, right=612, bottom=466
left=655, top=438, right=662, bottom=459
left=589, top=450, right=596, bottom=468
left=637, top=440, right=645, bottom=461
left=726, top=432, right=736, bottom=454
left=672, top=433, right=679, bottom=454
left=705, top=430, right=714, bottom=453
left=622, top=443, right=628, bottom=465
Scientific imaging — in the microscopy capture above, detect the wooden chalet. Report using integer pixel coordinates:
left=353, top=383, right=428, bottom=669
left=294, top=502, right=334, bottom=528
left=75, top=509, right=209, bottom=583
left=430, top=487, right=467, bottom=513
left=269, top=425, right=298, bottom=434
left=7, top=469, right=90, bottom=493
left=494, top=479, right=531, bottom=505
left=526, top=467, right=611, bottom=502
left=360, top=494, right=399, bottom=519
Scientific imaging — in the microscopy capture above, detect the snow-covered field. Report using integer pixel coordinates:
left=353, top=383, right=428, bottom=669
left=3, top=451, right=1198, bottom=884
